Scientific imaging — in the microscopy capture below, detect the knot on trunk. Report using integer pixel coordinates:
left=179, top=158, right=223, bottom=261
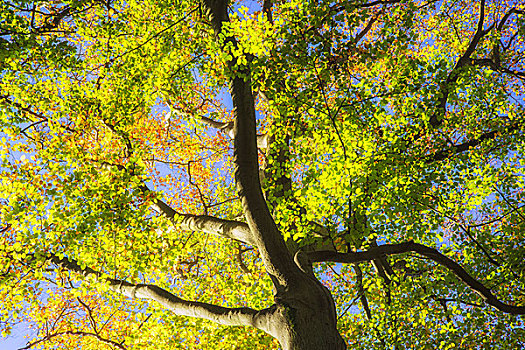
left=294, top=250, right=313, bottom=277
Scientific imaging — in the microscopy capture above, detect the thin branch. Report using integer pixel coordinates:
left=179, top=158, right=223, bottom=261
left=236, top=244, right=252, bottom=274
left=263, top=0, right=274, bottom=24
left=353, top=264, right=371, bottom=319
left=1, top=96, right=75, bottom=133
left=354, top=10, right=382, bottom=43
left=106, top=8, right=198, bottom=66
left=20, top=119, right=47, bottom=134
left=369, top=239, right=394, bottom=284
left=19, top=330, right=126, bottom=350
left=497, top=8, right=524, bottom=31
left=313, top=59, right=347, bottom=159
left=173, top=110, right=268, bottom=149
left=136, top=313, right=152, bottom=331
left=461, top=7, right=525, bottom=81
left=471, top=58, right=525, bottom=80
left=411, top=197, right=502, bottom=267
left=76, top=297, right=98, bottom=333
left=463, top=226, right=501, bottom=267
left=187, top=161, right=210, bottom=215
left=494, top=188, right=525, bottom=221
left=430, top=295, right=484, bottom=309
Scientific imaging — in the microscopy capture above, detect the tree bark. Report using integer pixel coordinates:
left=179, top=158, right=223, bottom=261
left=309, top=241, right=525, bottom=315
left=201, top=1, right=346, bottom=348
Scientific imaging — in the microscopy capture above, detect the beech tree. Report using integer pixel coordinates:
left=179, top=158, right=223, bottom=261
left=1, top=0, right=525, bottom=349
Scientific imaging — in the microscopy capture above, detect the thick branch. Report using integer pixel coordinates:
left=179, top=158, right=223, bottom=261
left=36, top=6, right=72, bottom=33
left=354, top=13, right=379, bottom=43
left=263, top=0, right=274, bottom=24
left=171, top=109, right=267, bottom=149
left=93, top=166, right=254, bottom=246
left=427, top=121, right=521, bottom=162
left=201, top=115, right=233, bottom=131
left=308, top=241, right=525, bottom=315
left=430, top=0, right=493, bottom=127
left=330, top=0, right=401, bottom=12
left=200, top=115, right=268, bottom=149
left=145, top=187, right=256, bottom=246
left=203, top=0, right=301, bottom=288
left=48, top=254, right=272, bottom=330
left=472, top=58, right=525, bottom=79
left=467, top=8, right=525, bottom=80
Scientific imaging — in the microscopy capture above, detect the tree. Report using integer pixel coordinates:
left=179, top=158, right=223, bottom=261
left=1, top=0, right=524, bottom=348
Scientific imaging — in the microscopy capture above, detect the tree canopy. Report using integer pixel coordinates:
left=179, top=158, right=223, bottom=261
left=1, top=0, right=524, bottom=349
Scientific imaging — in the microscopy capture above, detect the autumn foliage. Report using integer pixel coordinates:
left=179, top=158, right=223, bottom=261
left=1, top=0, right=525, bottom=349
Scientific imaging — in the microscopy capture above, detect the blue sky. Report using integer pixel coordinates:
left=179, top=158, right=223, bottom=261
left=1, top=322, right=34, bottom=350
left=2, top=0, right=524, bottom=348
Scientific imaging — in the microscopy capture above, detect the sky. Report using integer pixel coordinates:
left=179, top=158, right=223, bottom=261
left=2, top=0, right=524, bottom=348
left=1, top=323, right=34, bottom=350
left=0, top=1, right=255, bottom=348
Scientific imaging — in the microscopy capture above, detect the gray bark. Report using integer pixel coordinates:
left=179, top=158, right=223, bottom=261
left=48, top=254, right=274, bottom=330
left=148, top=190, right=256, bottom=246
left=170, top=108, right=268, bottom=149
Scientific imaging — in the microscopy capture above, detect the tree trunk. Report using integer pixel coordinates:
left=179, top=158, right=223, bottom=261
left=269, top=278, right=346, bottom=350
left=201, top=2, right=347, bottom=348
left=273, top=308, right=346, bottom=350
